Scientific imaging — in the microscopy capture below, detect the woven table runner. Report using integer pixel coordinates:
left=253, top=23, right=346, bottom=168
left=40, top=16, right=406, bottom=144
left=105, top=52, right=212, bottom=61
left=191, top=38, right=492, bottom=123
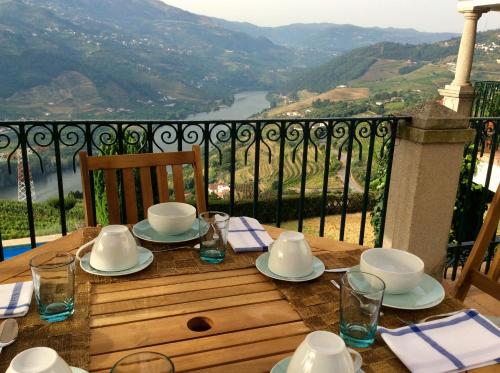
left=0, top=282, right=91, bottom=372
left=70, top=228, right=464, bottom=372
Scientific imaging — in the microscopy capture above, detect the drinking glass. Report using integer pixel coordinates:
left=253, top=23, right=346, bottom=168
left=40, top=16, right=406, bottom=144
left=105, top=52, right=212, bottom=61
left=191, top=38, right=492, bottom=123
left=339, top=270, right=385, bottom=348
left=198, top=211, right=230, bottom=264
left=111, top=352, right=174, bottom=373
left=30, top=252, right=75, bottom=322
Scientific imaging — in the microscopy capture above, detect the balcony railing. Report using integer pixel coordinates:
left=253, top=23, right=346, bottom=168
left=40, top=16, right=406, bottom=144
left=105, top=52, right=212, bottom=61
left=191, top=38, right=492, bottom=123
left=0, top=117, right=408, bottom=260
left=447, top=117, right=500, bottom=279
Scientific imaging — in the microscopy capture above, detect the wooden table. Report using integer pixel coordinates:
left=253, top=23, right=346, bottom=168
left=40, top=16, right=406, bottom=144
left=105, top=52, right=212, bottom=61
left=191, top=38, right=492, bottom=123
left=0, top=226, right=497, bottom=373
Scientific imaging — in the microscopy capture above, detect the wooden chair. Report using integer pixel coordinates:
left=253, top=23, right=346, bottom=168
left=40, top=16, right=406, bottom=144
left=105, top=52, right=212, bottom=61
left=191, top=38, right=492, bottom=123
left=452, top=183, right=500, bottom=302
left=79, top=145, right=206, bottom=226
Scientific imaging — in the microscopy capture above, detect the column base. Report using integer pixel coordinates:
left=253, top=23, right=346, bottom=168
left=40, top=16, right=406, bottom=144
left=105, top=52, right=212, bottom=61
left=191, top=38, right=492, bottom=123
left=439, top=84, right=475, bottom=116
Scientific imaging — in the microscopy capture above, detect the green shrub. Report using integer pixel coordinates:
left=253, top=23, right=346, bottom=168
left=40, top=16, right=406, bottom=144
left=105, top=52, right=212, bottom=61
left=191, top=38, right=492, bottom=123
left=208, top=191, right=372, bottom=224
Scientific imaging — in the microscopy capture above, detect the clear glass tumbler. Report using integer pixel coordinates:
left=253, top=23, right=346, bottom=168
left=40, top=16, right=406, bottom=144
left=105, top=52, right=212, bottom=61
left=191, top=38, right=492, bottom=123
left=30, top=252, right=75, bottom=322
left=199, top=211, right=230, bottom=264
left=111, top=352, right=175, bottom=373
left=339, top=270, right=385, bottom=348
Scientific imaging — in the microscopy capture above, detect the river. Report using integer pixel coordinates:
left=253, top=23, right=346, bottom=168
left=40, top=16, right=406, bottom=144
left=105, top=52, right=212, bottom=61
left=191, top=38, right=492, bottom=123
left=0, top=91, right=270, bottom=201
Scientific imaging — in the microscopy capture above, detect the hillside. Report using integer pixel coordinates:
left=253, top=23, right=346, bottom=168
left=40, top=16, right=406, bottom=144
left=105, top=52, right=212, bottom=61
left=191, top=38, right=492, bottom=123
left=0, top=0, right=297, bottom=119
left=212, top=20, right=457, bottom=55
left=282, top=30, right=500, bottom=95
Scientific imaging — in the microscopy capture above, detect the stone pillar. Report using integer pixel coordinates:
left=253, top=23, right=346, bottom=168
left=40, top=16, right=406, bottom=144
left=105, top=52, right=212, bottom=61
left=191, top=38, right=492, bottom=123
left=383, top=102, right=475, bottom=279
left=439, top=11, right=483, bottom=117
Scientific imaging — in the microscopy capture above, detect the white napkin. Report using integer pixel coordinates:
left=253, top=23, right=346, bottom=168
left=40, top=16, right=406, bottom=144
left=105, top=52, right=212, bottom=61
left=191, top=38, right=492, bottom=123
left=0, top=281, right=33, bottom=318
left=228, top=217, right=273, bottom=253
left=378, top=309, right=500, bottom=373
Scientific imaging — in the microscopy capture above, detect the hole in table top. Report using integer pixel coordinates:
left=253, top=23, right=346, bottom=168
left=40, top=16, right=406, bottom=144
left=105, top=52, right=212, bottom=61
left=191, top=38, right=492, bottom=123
left=187, top=316, right=213, bottom=332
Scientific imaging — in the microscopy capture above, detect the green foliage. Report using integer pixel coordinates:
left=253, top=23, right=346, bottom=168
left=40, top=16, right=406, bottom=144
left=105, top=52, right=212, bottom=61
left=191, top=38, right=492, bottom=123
left=46, top=194, right=77, bottom=211
left=208, top=192, right=372, bottom=223
left=398, top=62, right=424, bottom=75
left=369, top=153, right=388, bottom=245
left=0, top=196, right=84, bottom=239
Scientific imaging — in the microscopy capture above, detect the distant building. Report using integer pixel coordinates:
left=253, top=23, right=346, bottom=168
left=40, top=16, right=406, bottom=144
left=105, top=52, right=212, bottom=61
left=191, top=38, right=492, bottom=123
left=208, top=183, right=230, bottom=198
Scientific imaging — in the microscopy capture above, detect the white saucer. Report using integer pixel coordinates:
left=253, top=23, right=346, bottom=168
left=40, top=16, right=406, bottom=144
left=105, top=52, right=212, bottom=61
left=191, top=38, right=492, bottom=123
left=350, top=265, right=445, bottom=310
left=132, top=218, right=206, bottom=244
left=71, top=368, right=88, bottom=373
left=270, top=356, right=365, bottom=373
left=255, top=252, right=325, bottom=282
left=79, top=246, right=154, bottom=276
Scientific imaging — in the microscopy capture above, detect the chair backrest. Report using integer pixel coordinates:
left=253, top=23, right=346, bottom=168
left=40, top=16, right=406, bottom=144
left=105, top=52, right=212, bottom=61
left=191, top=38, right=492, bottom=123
left=452, top=183, right=500, bottom=302
left=79, top=145, right=206, bottom=226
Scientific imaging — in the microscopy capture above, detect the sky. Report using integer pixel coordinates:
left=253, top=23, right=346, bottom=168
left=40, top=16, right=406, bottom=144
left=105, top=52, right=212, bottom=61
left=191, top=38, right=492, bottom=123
left=162, top=0, right=500, bottom=33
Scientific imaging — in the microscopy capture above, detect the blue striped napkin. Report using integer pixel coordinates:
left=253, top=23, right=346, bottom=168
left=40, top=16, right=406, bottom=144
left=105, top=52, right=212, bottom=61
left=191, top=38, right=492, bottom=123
left=379, top=309, right=500, bottom=373
left=0, top=281, right=33, bottom=318
left=228, top=217, right=273, bottom=253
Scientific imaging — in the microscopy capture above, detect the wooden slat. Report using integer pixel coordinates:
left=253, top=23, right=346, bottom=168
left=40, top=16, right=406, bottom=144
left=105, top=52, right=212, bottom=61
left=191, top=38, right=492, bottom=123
left=139, top=167, right=154, bottom=216
left=454, top=183, right=500, bottom=301
left=91, top=290, right=283, bottom=327
left=104, top=169, right=120, bottom=224
left=172, top=164, right=186, bottom=202
left=89, top=322, right=308, bottom=372
left=171, top=334, right=305, bottom=372
left=156, top=165, right=170, bottom=203
left=470, top=270, right=500, bottom=299
left=92, top=274, right=267, bottom=304
left=89, top=300, right=301, bottom=354
left=187, top=352, right=292, bottom=373
left=79, top=151, right=95, bottom=226
left=86, top=151, right=195, bottom=170
left=94, top=268, right=259, bottom=293
left=91, top=282, right=276, bottom=316
left=122, top=168, right=138, bottom=224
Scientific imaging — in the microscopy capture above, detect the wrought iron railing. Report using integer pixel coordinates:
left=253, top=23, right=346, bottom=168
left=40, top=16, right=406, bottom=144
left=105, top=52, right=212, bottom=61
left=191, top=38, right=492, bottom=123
left=447, top=117, right=500, bottom=279
left=472, top=81, right=500, bottom=117
left=0, top=118, right=407, bottom=260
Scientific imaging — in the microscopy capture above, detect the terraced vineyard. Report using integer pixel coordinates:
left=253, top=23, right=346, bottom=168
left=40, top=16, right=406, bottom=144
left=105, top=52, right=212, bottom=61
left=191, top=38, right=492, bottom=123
left=228, top=141, right=342, bottom=197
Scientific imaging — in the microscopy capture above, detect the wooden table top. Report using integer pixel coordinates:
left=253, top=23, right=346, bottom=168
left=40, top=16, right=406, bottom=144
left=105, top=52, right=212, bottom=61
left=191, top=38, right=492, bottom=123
left=0, top=226, right=497, bottom=373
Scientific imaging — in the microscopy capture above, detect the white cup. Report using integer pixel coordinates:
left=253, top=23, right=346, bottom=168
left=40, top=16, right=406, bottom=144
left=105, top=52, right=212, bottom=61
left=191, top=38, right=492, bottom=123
left=268, top=231, right=313, bottom=278
left=287, top=331, right=362, bottom=373
left=76, top=225, right=138, bottom=272
left=6, top=347, right=72, bottom=373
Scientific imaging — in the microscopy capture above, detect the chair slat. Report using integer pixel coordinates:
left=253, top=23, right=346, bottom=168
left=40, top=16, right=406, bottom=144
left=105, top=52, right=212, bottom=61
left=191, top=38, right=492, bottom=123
left=79, top=145, right=205, bottom=227
left=140, top=167, right=154, bottom=217
left=156, top=166, right=169, bottom=203
left=453, top=183, right=500, bottom=301
left=172, top=165, right=185, bottom=203
left=104, top=169, right=120, bottom=224
left=122, top=168, right=138, bottom=224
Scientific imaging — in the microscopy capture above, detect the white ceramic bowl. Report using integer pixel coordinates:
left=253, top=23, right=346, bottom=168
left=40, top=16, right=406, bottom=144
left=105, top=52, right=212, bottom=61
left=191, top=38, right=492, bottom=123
left=147, top=202, right=196, bottom=235
left=360, top=248, right=424, bottom=294
left=6, top=347, right=72, bottom=373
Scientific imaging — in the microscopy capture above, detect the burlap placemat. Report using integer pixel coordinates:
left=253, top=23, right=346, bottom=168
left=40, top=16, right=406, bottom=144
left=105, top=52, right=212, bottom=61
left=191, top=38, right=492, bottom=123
left=0, top=282, right=91, bottom=372
left=72, top=227, right=464, bottom=372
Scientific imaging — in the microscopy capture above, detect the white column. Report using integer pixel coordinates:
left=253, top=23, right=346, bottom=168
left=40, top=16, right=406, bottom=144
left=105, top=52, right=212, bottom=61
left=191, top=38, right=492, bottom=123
left=452, top=11, right=482, bottom=86
left=439, top=10, right=483, bottom=117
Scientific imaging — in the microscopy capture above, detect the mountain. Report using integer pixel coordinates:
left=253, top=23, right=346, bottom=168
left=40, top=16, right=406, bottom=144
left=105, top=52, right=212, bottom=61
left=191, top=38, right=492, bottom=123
left=212, top=20, right=458, bottom=55
left=0, top=0, right=474, bottom=120
left=0, top=0, right=297, bottom=119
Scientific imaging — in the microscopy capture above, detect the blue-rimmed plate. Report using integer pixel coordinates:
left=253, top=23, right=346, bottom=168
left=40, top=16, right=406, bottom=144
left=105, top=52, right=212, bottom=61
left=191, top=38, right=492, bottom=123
left=350, top=265, right=445, bottom=310
left=270, top=356, right=365, bottom=373
left=256, top=252, right=325, bottom=282
left=132, top=218, right=204, bottom=244
left=79, top=246, right=153, bottom=277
